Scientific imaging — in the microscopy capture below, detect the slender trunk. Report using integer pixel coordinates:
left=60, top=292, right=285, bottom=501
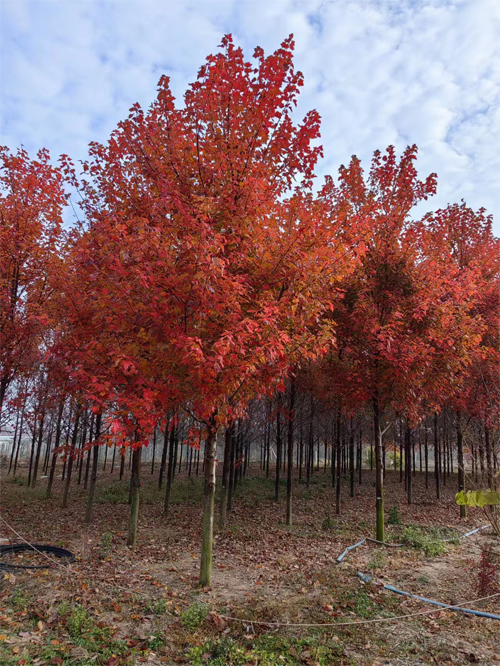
left=456, top=412, right=466, bottom=518
left=61, top=405, right=73, bottom=482
left=77, top=413, right=88, bottom=486
left=434, top=412, right=440, bottom=500
left=119, top=449, right=125, bottom=480
left=219, top=426, right=232, bottom=530
left=188, top=443, right=193, bottom=477
left=31, top=410, right=46, bottom=488
left=307, top=397, right=313, bottom=489
left=85, top=413, right=102, bottom=524
left=419, top=430, right=422, bottom=473
left=424, top=425, right=429, bottom=489
left=13, top=406, right=26, bottom=477
left=158, top=421, right=169, bottom=489
left=274, top=402, right=281, bottom=502
left=373, top=397, right=385, bottom=542
left=127, top=445, right=142, bottom=547
left=286, top=377, right=295, bottom=526
left=265, top=401, right=271, bottom=478
left=0, top=376, right=9, bottom=423
left=399, top=427, right=403, bottom=483
left=479, top=429, right=485, bottom=481
left=358, top=429, right=363, bottom=485
left=83, top=413, right=95, bottom=490
left=178, top=440, right=183, bottom=474
left=405, top=421, right=412, bottom=505
left=163, top=418, right=177, bottom=516
left=199, top=419, right=217, bottom=587
left=46, top=400, right=64, bottom=499
left=349, top=419, right=354, bottom=498
left=331, top=421, right=336, bottom=488
left=62, top=409, right=81, bottom=508
left=335, top=408, right=342, bottom=514
left=8, top=409, right=20, bottom=475
left=27, top=410, right=38, bottom=487
left=227, top=426, right=235, bottom=513
left=485, top=426, right=494, bottom=489
left=151, top=427, right=156, bottom=474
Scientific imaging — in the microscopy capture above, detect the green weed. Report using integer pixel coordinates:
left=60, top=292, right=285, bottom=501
left=388, top=505, right=401, bottom=525
left=180, top=601, right=209, bottom=630
left=188, top=634, right=345, bottom=666
left=401, top=526, right=446, bottom=556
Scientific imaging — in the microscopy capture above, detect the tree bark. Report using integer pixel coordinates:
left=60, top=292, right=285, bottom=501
left=456, top=412, right=466, bottom=518
left=349, top=419, right=354, bottom=498
left=85, top=413, right=102, bottom=524
left=127, top=445, right=141, bottom=547
left=434, top=412, right=440, bottom=500
left=373, top=397, right=385, bottom=542
left=335, top=407, right=342, bottom=514
left=46, top=400, right=64, bottom=499
left=405, top=421, right=412, bottom=504
left=199, top=418, right=218, bottom=587
left=62, top=408, right=81, bottom=508
left=219, top=426, right=232, bottom=529
left=163, top=418, right=177, bottom=515
left=286, top=377, right=295, bottom=526
left=274, top=400, right=281, bottom=502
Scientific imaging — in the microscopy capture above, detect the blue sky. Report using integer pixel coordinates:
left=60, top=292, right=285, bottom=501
left=1, top=0, right=499, bottom=235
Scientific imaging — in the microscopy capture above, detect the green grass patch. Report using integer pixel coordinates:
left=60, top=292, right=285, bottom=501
left=401, top=525, right=446, bottom=556
left=188, top=634, right=346, bottom=666
left=180, top=601, right=209, bottom=630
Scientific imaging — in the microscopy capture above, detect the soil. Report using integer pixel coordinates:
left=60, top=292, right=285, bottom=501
left=0, top=460, right=499, bottom=665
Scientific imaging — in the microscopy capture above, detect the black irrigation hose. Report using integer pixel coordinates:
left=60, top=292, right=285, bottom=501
left=0, top=543, right=75, bottom=570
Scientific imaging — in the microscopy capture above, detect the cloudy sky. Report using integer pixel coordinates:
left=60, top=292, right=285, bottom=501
left=1, top=0, right=499, bottom=235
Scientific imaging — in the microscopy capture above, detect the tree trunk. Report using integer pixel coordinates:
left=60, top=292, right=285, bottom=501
left=163, top=418, right=177, bottom=516
left=46, top=400, right=64, bottom=499
left=349, top=419, right=354, bottom=498
left=373, top=397, right=385, bottom=542
left=27, top=410, right=38, bottom=487
left=12, top=404, right=26, bottom=477
left=151, top=427, right=156, bottom=474
left=31, top=410, right=46, bottom=488
left=424, top=425, right=429, bottom=489
left=62, top=409, right=81, bottom=508
left=219, top=426, right=232, bottom=530
left=127, top=445, right=141, bottom=547
left=85, top=413, right=102, bottom=524
left=434, top=412, right=440, bottom=500
left=405, top=421, right=412, bottom=504
left=335, top=408, right=342, bottom=514
left=76, top=412, right=88, bottom=485
left=286, top=377, right=295, bottom=526
left=274, top=402, right=281, bottom=502
left=199, top=419, right=217, bottom=587
left=456, top=412, right=466, bottom=518
left=8, top=409, right=20, bottom=475
left=485, top=425, right=494, bottom=489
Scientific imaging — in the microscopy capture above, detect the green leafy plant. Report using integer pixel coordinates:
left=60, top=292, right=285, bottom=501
left=322, top=511, right=335, bottom=531
left=188, top=635, right=344, bottom=666
left=144, top=597, right=168, bottom=615
left=401, top=526, right=445, bottom=556
left=388, top=505, right=401, bottom=525
left=180, top=601, right=209, bottom=630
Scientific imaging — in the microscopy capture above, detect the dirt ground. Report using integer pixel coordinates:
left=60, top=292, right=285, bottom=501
left=0, top=460, right=499, bottom=665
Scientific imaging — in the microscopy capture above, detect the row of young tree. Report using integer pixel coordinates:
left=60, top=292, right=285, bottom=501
left=1, top=35, right=499, bottom=586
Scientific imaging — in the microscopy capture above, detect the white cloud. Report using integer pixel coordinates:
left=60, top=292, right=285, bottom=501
left=1, top=0, right=498, bottom=234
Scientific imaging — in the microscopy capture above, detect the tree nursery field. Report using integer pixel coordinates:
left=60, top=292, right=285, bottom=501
left=0, top=34, right=499, bottom=666
left=0, top=460, right=499, bottom=666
